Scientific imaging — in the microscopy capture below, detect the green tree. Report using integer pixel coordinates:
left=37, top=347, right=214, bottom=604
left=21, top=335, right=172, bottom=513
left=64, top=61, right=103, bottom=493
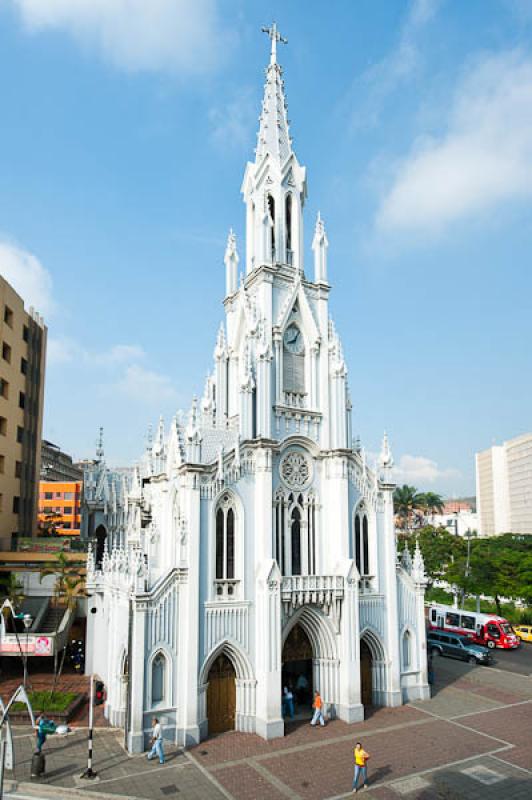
left=40, top=552, right=85, bottom=696
left=399, top=525, right=463, bottom=588
left=393, top=485, right=426, bottom=531
left=419, top=492, right=445, bottom=523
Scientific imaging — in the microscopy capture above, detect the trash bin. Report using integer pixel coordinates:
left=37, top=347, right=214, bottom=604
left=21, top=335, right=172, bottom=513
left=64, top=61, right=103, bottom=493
left=31, top=751, right=46, bottom=778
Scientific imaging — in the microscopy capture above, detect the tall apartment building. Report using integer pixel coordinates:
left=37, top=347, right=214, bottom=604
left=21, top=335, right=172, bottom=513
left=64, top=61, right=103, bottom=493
left=41, top=439, right=83, bottom=481
left=476, top=433, right=532, bottom=536
left=0, top=275, right=47, bottom=543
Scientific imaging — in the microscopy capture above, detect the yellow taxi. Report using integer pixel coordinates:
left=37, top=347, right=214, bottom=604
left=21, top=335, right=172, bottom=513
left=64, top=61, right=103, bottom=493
left=513, top=625, right=532, bottom=642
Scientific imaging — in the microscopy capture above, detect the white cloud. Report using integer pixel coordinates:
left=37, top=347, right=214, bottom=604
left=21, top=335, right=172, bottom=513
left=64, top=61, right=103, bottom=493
left=393, top=454, right=460, bottom=485
left=0, top=239, right=54, bottom=317
left=209, top=87, right=256, bottom=150
left=376, top=50, right=532, bottom=232
left=349, top=0, right=442, bottom=129
left=10, top=0, right=232, bottom=74
left=47, top=337, right=145, bottom=366
left=113, top=364, right=177, bottom=404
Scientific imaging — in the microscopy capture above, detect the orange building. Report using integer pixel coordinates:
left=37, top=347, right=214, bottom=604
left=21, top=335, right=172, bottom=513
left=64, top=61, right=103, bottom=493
left=38, top=480, right=82, bottom=536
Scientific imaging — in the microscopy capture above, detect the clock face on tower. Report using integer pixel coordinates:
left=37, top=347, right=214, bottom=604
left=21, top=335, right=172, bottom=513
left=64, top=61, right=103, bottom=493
left=283, top=324, right=304, bottom=355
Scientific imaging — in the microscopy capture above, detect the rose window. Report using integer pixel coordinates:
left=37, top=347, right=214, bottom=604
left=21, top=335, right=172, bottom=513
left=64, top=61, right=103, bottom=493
left=280, top=452, right=311, bottom=490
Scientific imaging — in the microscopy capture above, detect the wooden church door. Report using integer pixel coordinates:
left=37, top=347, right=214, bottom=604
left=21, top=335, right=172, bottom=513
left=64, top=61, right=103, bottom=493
left=207, top=654, right=236, bottom=734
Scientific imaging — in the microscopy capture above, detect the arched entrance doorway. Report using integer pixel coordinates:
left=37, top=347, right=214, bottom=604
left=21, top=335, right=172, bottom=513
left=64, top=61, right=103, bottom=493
left=282, top=623, right=313, bottom=715
left=207, top=654, right=236, bottom=734
left=95, top=525, right=107, bottom=567
left=360, top=640, right=373, bottom=707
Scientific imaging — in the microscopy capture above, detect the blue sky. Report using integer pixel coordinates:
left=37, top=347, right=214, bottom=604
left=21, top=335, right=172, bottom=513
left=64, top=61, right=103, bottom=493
left=1, top=0, right=531, bottom=496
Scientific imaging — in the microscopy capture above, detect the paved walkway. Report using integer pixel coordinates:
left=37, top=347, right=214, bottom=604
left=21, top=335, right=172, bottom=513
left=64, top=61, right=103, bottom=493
left=2, top=655, right=531, bottom=799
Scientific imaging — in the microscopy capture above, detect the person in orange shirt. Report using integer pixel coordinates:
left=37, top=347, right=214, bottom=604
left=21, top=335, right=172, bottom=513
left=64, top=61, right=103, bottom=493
left=310, top=690, right=325, bottom=727
left=352, top=741, right=370, bottom=792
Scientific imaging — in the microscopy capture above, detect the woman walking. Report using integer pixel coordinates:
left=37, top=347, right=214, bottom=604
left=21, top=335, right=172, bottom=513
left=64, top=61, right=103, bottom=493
left=352, top=741, right=370, bottom=792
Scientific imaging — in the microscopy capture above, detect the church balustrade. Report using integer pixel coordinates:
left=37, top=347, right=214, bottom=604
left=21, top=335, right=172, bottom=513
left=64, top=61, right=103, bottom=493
left=281, top=575, right=345, bottom=633
left=283, top=390, right=306, bottom=408
left=213, top=578, right=240, bottom=600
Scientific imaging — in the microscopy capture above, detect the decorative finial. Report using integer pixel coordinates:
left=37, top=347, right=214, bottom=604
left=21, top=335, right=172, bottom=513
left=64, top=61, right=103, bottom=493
left=261, top=21, right=287, bottom=65
left=96, top=427, right=104, bottom=461
left=412, top=537, right=427, bottom=585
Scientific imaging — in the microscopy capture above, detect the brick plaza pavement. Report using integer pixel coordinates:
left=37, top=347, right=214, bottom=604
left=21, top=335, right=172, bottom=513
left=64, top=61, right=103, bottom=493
left=1, top=655, right=531, bottom=799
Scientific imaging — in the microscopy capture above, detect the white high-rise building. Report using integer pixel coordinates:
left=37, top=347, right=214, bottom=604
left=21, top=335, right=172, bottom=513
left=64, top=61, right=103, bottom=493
left=86, top=26, right=430, bottom=752
left=476, top=433, right=532, bottom=536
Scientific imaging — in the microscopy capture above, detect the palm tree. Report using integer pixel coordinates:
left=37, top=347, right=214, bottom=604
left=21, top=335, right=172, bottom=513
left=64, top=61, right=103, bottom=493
left=393, top=485, right=426, bottom=532
left=40, top=552, right=85, bottom=697
left=49, top=573, right=85, bottom=699
left=420, top=492, right=445, bottom=524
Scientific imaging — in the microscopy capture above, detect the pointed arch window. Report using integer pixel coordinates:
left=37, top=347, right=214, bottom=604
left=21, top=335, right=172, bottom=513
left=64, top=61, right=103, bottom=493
left=268, top=194, right=276, bottom=260
left=151, top=652, right=166, bottom=705
left=285, top=193, right=293, bottom=264
left=354, top=507, right=370, bottom=576
left=215, top=495, right=237, bottom=594
left=274, top=487, right=317, bottom=576
left=402, top=630, right=411, bottom=670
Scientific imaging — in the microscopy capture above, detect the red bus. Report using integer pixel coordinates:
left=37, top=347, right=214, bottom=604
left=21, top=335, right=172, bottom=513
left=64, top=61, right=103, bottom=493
left=428, top=604, right=520, bottom=650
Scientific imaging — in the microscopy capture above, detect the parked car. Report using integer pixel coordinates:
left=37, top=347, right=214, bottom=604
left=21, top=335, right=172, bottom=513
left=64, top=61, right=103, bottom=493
left=427, top=631, right=492, bottom=665
left=513, top=625, right=532, bottom=643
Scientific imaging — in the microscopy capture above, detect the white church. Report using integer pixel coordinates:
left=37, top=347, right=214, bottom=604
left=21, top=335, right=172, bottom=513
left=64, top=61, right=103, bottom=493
left=86, top=25, right=430, bottom=752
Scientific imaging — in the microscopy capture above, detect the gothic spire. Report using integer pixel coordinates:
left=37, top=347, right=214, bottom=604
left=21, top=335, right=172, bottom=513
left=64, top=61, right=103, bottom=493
left=256, top=22, right=292, bottom=165
left=96, top=426, right=105, bottom=462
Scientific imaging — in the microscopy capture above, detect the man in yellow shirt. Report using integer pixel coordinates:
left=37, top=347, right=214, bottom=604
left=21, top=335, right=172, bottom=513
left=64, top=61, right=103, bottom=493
left=352, top=741, right=370, bottom=792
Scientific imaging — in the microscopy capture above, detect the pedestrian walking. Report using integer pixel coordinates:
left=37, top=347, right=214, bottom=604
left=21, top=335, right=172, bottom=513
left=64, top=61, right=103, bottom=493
left=352, top=741, right=370, bottom=792
left=147, top=717, right=165, bottom=764
left=283, top=686, right=294, bottom=719
left=310, top=690, right=325, bottom=727
left=34, top=714, right=55, bottom=753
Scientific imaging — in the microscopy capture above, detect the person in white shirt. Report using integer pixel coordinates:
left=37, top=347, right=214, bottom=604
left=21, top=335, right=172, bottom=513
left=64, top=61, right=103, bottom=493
left=147, top=717, right=165, bottom=764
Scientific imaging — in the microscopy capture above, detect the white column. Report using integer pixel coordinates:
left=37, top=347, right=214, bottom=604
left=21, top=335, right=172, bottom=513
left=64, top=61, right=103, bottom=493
left=337, top=563, right=364, bottom=722
left=127, top=599, right=147, bottom=753
left=254, top=447, right=273, bottom=562
left=215, top=354, right=227, bottom=427
left=380, top=484, right=402, bottom=706
left=254, top=561, right=284, bottom=740
left=256, top=350, right=272, bottom=438
left=179, top=471, right=201, bottom=744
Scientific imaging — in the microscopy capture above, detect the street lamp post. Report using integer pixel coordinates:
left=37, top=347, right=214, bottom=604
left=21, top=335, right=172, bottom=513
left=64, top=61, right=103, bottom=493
left=22, top=614, right=32, bottom=689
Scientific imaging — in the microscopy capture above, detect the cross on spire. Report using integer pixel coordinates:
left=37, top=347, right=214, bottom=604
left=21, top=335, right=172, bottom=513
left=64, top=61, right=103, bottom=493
left=261, top=21, right=287, bottom=65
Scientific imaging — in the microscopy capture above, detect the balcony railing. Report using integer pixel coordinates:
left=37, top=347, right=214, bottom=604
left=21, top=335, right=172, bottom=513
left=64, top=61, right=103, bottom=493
left=281, top=575, right=344, bottom=605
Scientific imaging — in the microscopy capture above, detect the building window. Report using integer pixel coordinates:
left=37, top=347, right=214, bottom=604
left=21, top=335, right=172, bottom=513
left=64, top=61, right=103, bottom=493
left=151, top=653, right=165, bottom=705
left=2, top=342, right=11, bottom=363
left=62, top=521, right=71, bottom=529
left=402, top=631, right=411, bottom=669
left=0, top=379, right=9, bottom=399
left=0, top=455, right=4, bottom=473
left=54, top=492, right=61, bottom=498
left=20, top=357, right=27, bottom=375
left=13, top=496, right=20, bottom=514
left=44, top=492, right=53, bottom=500
left=63, top=506, right=72, bottom=515
left=19, top=392, right=25, bottom=410
left=354, top=507, right=370, bottom=575
left=0, top=417, right=6, bottom=436
left=274, top=488, right=317, bottom=576
left=268, top=194, right=276, bottom=259
left=64, top=492, right=74, bottom=500
left=4, top=306, right=13, bottom=328
left=22, top=324, right=29, bottom=342
left=16, top=426, right=23, bottom=443
left=215, top=495, right=236, bottom=583
left=15, top=461, right=21, bottom=478
left=285, top=193, right=293, bottom=260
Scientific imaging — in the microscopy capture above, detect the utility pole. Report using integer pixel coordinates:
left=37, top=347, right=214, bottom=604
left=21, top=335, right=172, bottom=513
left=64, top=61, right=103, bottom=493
left=80, top=675, right=97, bottom=780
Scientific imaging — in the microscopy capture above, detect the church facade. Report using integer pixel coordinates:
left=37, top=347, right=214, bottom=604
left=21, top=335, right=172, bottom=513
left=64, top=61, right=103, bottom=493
left=86, top=26, right=430, bottom=752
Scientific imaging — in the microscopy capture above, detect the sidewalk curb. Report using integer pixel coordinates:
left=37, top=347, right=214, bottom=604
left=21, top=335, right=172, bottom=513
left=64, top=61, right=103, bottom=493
left=8, top=781, right=145, bottom=800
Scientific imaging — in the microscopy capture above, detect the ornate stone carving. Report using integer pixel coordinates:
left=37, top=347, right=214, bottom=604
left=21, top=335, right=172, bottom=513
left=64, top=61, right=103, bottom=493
left=280, top=451, right=312, bottom=490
